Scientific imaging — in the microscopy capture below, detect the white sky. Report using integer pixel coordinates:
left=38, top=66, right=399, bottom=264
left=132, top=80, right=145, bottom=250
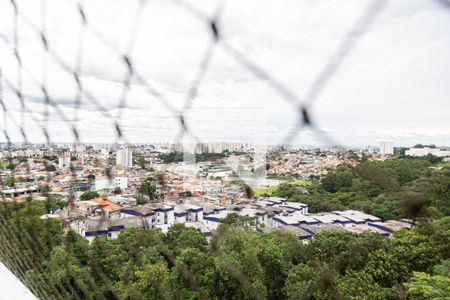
left=0, top=0, right=449, bottom=147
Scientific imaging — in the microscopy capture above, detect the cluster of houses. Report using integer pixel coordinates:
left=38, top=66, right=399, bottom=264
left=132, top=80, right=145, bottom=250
left=1, top=143, right=413, bottom=244
left=267, top=149, right=356, bottom=179
left=45, top=196, right=412, bottom=243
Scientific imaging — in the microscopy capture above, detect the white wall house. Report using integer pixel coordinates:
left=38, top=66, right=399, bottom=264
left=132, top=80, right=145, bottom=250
left=70, top=217, right=145, bottom=243
left=114, top=177, right=128, bottom=190
left=405, top=147, right=450, bottom=157
left=174, top=204, right=203, bottom=224
left=95, top=177, right=128, bottom=191
left=279, top=202, right=309, bottom=215
left=120, top=204, right=174, bottom=230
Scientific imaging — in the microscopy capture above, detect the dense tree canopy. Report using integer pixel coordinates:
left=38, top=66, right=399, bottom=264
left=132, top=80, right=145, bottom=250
left=272, top=157, right=450, bottom=222
left=1, top=199, right=449, bottom=299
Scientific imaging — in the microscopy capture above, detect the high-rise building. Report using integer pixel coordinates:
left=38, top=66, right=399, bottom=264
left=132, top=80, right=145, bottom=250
left=58, top=155, right=71, bottom=169
left=379, top=142, right=394, bottom=156
left=116, top=147, right=133, bottom=168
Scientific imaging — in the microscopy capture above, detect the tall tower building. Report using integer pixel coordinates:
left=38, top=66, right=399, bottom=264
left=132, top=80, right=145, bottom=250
left=58, top=154, right=71, bottom=169
left=380, top=142, right=394, bottom=156
left=116, top=147, right=133, bottom=168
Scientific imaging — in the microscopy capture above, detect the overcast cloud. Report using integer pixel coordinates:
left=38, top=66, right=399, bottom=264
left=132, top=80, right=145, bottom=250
left=0, top=0, right=449, bottom=147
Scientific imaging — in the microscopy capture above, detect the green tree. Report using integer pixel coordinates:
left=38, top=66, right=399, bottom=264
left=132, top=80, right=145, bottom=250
left=433, top=259, right=450, bottom=276
left=356, top=161, right=400, bottom=191
left=139, top=178, right=157, bottom=201
left=308, top=230, right=384, bottom=273
left=45, top=164, right=56, bottom=172
left=166, top=247, right=209, bottom=300
left=430, top=169, right=450, bottom=215
left=164, top=224, right=207, bottom=255
left=47, top=246, right=91, bottom=299
left=430, top=217, right=450, bottom=259
left=221, top=213, right=259, bottom=228
left=388, top=229, right=442, bottom=274
left=131, top=261, right=170, bottom=299
left=321, top=165, right=356, bottom=193
left=3, top=177, right=16, bottom=187
left=258, top=240, right=288, bottom=299
left=363, top=249, right=409, bottom=287
left=337, top=270, right=392, bottom=299
left=138, top=156, right=146, bottom=169
left=206, top=226, right=268, bottom=299
left=406, top=272, right=450, bottom=299
left=80, top=191, right=100, bottom=201
left=0, top=202, right=63, bottom=298
left=283, top=263, right=317, bottom=299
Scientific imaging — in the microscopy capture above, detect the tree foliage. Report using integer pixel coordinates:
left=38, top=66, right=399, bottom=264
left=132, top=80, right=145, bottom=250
left=80, top=191, right=100, bottom=201
left=272, top=157, right=449, bottom=222
left=406, top=272, right=450, bottom=299
left=139, top=177, right=157, bottom=202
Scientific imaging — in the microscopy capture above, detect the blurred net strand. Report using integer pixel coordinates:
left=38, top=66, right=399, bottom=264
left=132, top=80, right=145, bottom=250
left=9, top=5, right=118, bottom=138
left=2, top=44, right=99, bottom=296
left=72, top=0, right=86, bottom=143
left=1, top=41, right=65, bottom=297
left=41, top=0, right=50, bottom=143
left=0, top=72, right=47, bottom=128
left=0, top=38, right=48, bottom=135
left=0, top=188, right=74, bottom=299
left=0, top=229, right=52, bottom=299
left=175, top=1, right=226, bottom=145
left=281, top=0, right=388, bottom=146
left=2, top=0, right=444, bottom=298
left=0, top=70, right=21, bottom=141
left=16, top=0, right=179, bottom=143
left=0, top=221, right=70, bottom=300
left=170, top=0, right=337, bottom=146
left=0, top=0, right=445, bottom=147
left=1, top=33, right=99, bottom=145
left=0, top=69, right=17, bottom=210
left=11, top=0, right=26, bottom=143
left=301, top=0, right=388, bottom=110
left=113, top=0, right=146, bottom=140
left=8, top=0, right=27, bottom=147
left=434, top=0, right=450, bottom=8
left=65, top=0, right=180, bottom=116
left=0, top=47, right=73, bottom=128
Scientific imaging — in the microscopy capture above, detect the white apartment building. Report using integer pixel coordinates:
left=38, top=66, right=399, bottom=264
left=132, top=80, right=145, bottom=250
left=379, top=142, right=394, bottom=155
left=405, top=147, right=450, bottom=157
left=116, top=147, right=133, bottom=168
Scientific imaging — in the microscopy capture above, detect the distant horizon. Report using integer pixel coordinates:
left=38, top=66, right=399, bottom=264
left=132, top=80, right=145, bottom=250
left=1, top=140, right=449, bottom=149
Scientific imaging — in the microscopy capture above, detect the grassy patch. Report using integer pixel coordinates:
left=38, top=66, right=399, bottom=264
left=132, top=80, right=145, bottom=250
left=436, top=162, right=450, bottom=168
left=289, top=180, right=317, bottom=187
